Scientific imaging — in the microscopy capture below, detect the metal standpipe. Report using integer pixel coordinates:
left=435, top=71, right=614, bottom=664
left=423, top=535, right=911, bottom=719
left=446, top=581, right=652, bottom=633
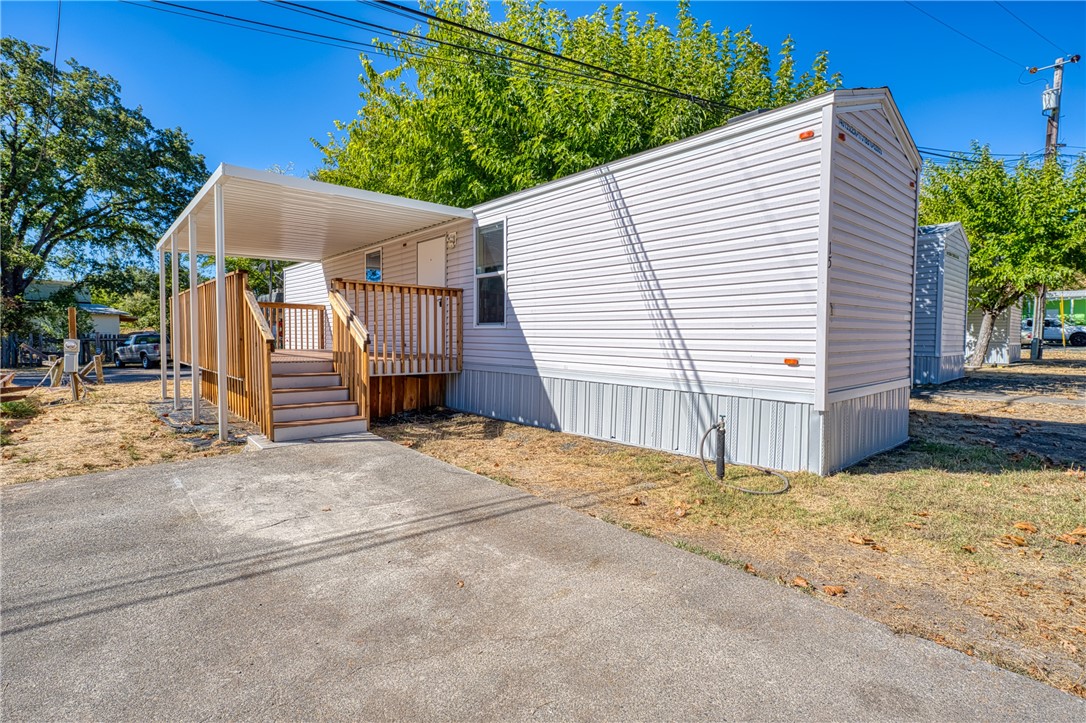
left=715, top=415, right=726, bottom=480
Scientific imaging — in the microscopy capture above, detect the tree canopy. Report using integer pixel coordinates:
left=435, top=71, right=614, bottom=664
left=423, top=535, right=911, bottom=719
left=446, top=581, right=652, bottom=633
left=316, top=0, right=841, bottom=206
left=919, top=146, right=1086, bottom=364
left=1, top=36, right=206, bottom=332
left=919, top=147, right=1086, bottom=315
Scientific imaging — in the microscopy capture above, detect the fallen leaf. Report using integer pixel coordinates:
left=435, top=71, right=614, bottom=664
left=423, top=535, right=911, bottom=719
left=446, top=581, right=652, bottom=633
left=905, top=521, right=924, bottom=530
left=1014, top=521, right=1038, bottom=534
left=743, top=563, right=757, bottom=574
left=1073, top=626, right=1086, bottom=636
left=1069, top=526, right=1086, bottom=537
left=626, top=496, right=642, bottom=506
left=1002, top=534, right=1027, bottom=547
left=848, top=535, right=873, bottom=545
left=792, top=576, right=809, bottom=588
left=870, top=544, right=887, bottom=553
left=1055, top=534, right=1083, bottom=545
left=694, top=498, right=705, bottom=506
left=321, top=506, right=332, bottom=512
left=915, top=511, right=930, bottom=518
left=961, top=545, right=977, bottom=554
left=823, top=585, right=847, bottom=596
left=456, top=580, right=465, bottom=588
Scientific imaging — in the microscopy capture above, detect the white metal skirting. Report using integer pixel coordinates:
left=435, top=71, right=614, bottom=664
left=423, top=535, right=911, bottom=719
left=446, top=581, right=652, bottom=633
left=821, top=385, right=910, bottom=474
left=913, top=354, right=964, bottom=385
left=446, top=368, right=820, bottom=473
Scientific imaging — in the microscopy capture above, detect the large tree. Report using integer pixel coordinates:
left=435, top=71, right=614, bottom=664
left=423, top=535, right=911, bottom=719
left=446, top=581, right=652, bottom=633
left=1, top=36, right=206, bottom=356
left=317, top=0, right=841, bottom=206
left=919, top=146, right=1086, bottom=365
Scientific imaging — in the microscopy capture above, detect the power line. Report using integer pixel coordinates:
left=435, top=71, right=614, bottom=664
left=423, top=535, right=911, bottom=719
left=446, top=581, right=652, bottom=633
left=363, top=0, right=750, bottom=115
left=994, top=1, right=1067, bottom=55
left=121, top=1, right=687, bottom=106
left=904, top=1, right=1027, bottom=70
left=264, top=1, right=730, bottom=111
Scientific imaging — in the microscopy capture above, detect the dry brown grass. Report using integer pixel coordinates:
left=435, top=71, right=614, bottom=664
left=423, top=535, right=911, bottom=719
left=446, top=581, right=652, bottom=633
left=374, top=374, right=1086, bottom=696
left=1, top=380, right=243, bottom=485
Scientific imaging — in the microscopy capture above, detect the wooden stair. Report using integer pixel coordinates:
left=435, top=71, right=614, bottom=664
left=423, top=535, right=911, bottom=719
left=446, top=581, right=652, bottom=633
left=270, top=353, right=367, bottom=442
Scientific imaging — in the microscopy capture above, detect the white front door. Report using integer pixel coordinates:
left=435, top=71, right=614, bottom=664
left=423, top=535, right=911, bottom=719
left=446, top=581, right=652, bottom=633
left=417, top=237, right=445, bottom=287
left=416, top=237, right=446, bottom=362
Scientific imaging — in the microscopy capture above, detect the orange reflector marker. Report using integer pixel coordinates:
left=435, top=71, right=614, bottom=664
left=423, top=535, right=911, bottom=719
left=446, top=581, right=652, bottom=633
left=784, top=358, right=800, bottom=367
left=909, top=181, right=916, bottom=188
left=798, top=130, right=815, bottom=140
left=837, top=132, right=846, bottom=141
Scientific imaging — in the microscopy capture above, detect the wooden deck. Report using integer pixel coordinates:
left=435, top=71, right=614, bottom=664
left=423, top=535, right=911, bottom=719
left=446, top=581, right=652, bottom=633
left=272, top=349, right=446, bottom=419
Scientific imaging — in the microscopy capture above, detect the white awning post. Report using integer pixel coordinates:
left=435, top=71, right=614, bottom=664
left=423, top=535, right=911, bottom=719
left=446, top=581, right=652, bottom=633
left=214, top=183, right=229, bottom=442
left=188, top=217, right=201, bottom=425
left=158, top=248, right=167, bottom=400
left=170, top=232, right=181, bottom=409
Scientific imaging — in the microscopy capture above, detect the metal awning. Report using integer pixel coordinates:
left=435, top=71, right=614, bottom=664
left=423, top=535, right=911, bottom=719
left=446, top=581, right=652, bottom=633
left=155, top=163, right=475, bottom=261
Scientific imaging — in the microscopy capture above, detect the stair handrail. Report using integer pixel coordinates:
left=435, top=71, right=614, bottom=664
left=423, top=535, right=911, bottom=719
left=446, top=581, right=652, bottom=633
left=242, top=287, right=276, bottom=437
left=329, top=289, right=371, bottom=424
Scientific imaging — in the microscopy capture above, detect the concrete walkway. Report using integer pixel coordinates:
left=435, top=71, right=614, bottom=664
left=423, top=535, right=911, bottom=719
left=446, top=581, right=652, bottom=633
left=2, top=436, right=1083, bottom=721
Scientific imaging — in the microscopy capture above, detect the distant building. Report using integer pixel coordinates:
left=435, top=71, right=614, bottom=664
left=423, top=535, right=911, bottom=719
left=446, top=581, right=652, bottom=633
left=23, top=281, right=134, bottom=335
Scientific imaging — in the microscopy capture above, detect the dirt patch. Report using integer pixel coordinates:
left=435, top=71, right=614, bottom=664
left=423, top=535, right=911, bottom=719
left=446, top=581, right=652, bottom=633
left=374, top=394, right=1086, bottom=696
left=1, top=380, right=246, bottom=485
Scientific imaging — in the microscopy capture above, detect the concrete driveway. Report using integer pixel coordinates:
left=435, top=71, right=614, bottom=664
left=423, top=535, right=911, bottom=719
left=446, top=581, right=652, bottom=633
left=2, top=436, right=1083, bottom=721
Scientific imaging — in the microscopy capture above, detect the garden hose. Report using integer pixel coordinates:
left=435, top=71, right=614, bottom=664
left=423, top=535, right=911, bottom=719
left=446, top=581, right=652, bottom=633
left=697, top=421, right=790, bottom=495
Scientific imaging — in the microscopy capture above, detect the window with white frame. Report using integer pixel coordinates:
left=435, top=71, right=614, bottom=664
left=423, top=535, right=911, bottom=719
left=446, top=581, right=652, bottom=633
left=365, top=248, right=382, bottom=282
left=475, top=222, right=505, bottom=325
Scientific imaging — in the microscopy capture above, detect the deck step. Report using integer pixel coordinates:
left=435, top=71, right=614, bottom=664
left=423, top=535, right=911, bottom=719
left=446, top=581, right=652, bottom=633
left=271, top=386, right=350, bottom=405
left=272, top=401, right=358, bottom=423
left=270, top=360, right=335, bottom=375
left=272, top=416, right=368, bottom=442
left=271, top=372, right=342, bottom=390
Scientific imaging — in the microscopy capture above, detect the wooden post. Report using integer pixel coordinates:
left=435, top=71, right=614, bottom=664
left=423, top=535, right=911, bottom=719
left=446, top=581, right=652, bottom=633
left=68, top=306, right=77, bottom=339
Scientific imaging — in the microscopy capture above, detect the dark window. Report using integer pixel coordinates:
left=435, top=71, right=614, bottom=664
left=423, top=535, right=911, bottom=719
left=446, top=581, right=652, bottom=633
left=365, top=249, right=382, bottom=282
left=475, top=222, right=505, bottom=325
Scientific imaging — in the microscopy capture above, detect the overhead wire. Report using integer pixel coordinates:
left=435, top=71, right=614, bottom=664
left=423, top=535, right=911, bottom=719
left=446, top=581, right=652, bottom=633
left=121, top=1, right=681, bottom=104
left=28, top=0, right=63, bottom=177
left=361, top=0, right=750, bottom=114
left=269, top=0, right=734, bottom=111
left=994, top=1, right=1068, bottom=55
left=904, top=1, right=1027, bottom=70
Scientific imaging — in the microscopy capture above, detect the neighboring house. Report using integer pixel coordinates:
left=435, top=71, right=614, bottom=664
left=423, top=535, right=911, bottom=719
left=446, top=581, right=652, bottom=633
left=261, top=87, right=921, bottom=474
left=23, top=281, right=133, bottom=335
left=912, top=223, right=969, bottom=385
left=967, top=305, right=1022, bottom=366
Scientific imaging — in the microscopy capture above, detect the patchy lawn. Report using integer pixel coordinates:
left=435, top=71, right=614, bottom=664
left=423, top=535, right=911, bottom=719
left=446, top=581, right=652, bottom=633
left=374, top=363, right=1086, bottom=697
left=1, top=379, right=245, bottom=485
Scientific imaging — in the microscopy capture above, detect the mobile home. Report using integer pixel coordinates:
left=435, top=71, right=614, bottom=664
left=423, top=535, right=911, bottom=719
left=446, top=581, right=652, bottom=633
left=270, top=87, right=921, bottom=474
left=912, top=223, right=969, bottom=384
left=967, top=305, right=1023, bottom=366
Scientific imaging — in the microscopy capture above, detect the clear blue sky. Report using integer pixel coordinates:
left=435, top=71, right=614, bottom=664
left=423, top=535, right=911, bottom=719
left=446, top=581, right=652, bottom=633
left=3, top=0, right=1084, bottom=177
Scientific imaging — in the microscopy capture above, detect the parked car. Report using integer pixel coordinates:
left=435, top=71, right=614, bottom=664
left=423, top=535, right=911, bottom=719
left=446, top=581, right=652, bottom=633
left=1020, top=324, right=1033, bottom=346
left=1021, top=318, right=1086, bottom=346
left=113, top=333, right=168, bottom=368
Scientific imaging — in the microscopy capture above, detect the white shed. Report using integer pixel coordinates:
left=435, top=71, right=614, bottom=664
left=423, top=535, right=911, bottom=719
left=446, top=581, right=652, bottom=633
left=967, top=305, right=1023, bottom=365
left=913, top=223, right=969, bottom=384
left=285, top=87, right=921, bottom=474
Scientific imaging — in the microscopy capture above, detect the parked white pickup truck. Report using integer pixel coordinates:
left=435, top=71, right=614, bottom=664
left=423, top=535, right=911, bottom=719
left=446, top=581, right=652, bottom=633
left=113, top=333, right=169, bottom=369
left=1021, top=318, right=1086, bottom=346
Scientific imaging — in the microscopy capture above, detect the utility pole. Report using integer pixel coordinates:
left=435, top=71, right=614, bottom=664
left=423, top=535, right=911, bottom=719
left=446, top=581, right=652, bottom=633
left=1029, top=54, right=1080, bottom=360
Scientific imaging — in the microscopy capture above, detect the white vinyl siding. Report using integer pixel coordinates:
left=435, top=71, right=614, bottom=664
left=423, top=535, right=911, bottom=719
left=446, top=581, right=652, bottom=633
left=968, top=305, right=1022, bottom=365
left=826, top=106, right=919, bottom=394
left=941, top=233, right=969, bottom=356
left=912, top=234, right=942, bottom=357
left=283, top=262, right=327, bottom=306
left=454, top=104, right=827, bottom=394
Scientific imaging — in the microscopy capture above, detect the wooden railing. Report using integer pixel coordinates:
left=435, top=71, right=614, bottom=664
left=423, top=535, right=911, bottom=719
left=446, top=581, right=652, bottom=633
left=175, top=271, right=275, bottom=438
left=258, top=302, right=327, bottom=350
left=329, top=289, right=370, bottom=424
left=332, top=278, right=462, bottom=376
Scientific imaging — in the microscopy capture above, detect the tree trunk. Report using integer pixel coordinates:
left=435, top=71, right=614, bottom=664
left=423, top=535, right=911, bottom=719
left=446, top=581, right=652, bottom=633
left=968, top=310, right=997, bottom=368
